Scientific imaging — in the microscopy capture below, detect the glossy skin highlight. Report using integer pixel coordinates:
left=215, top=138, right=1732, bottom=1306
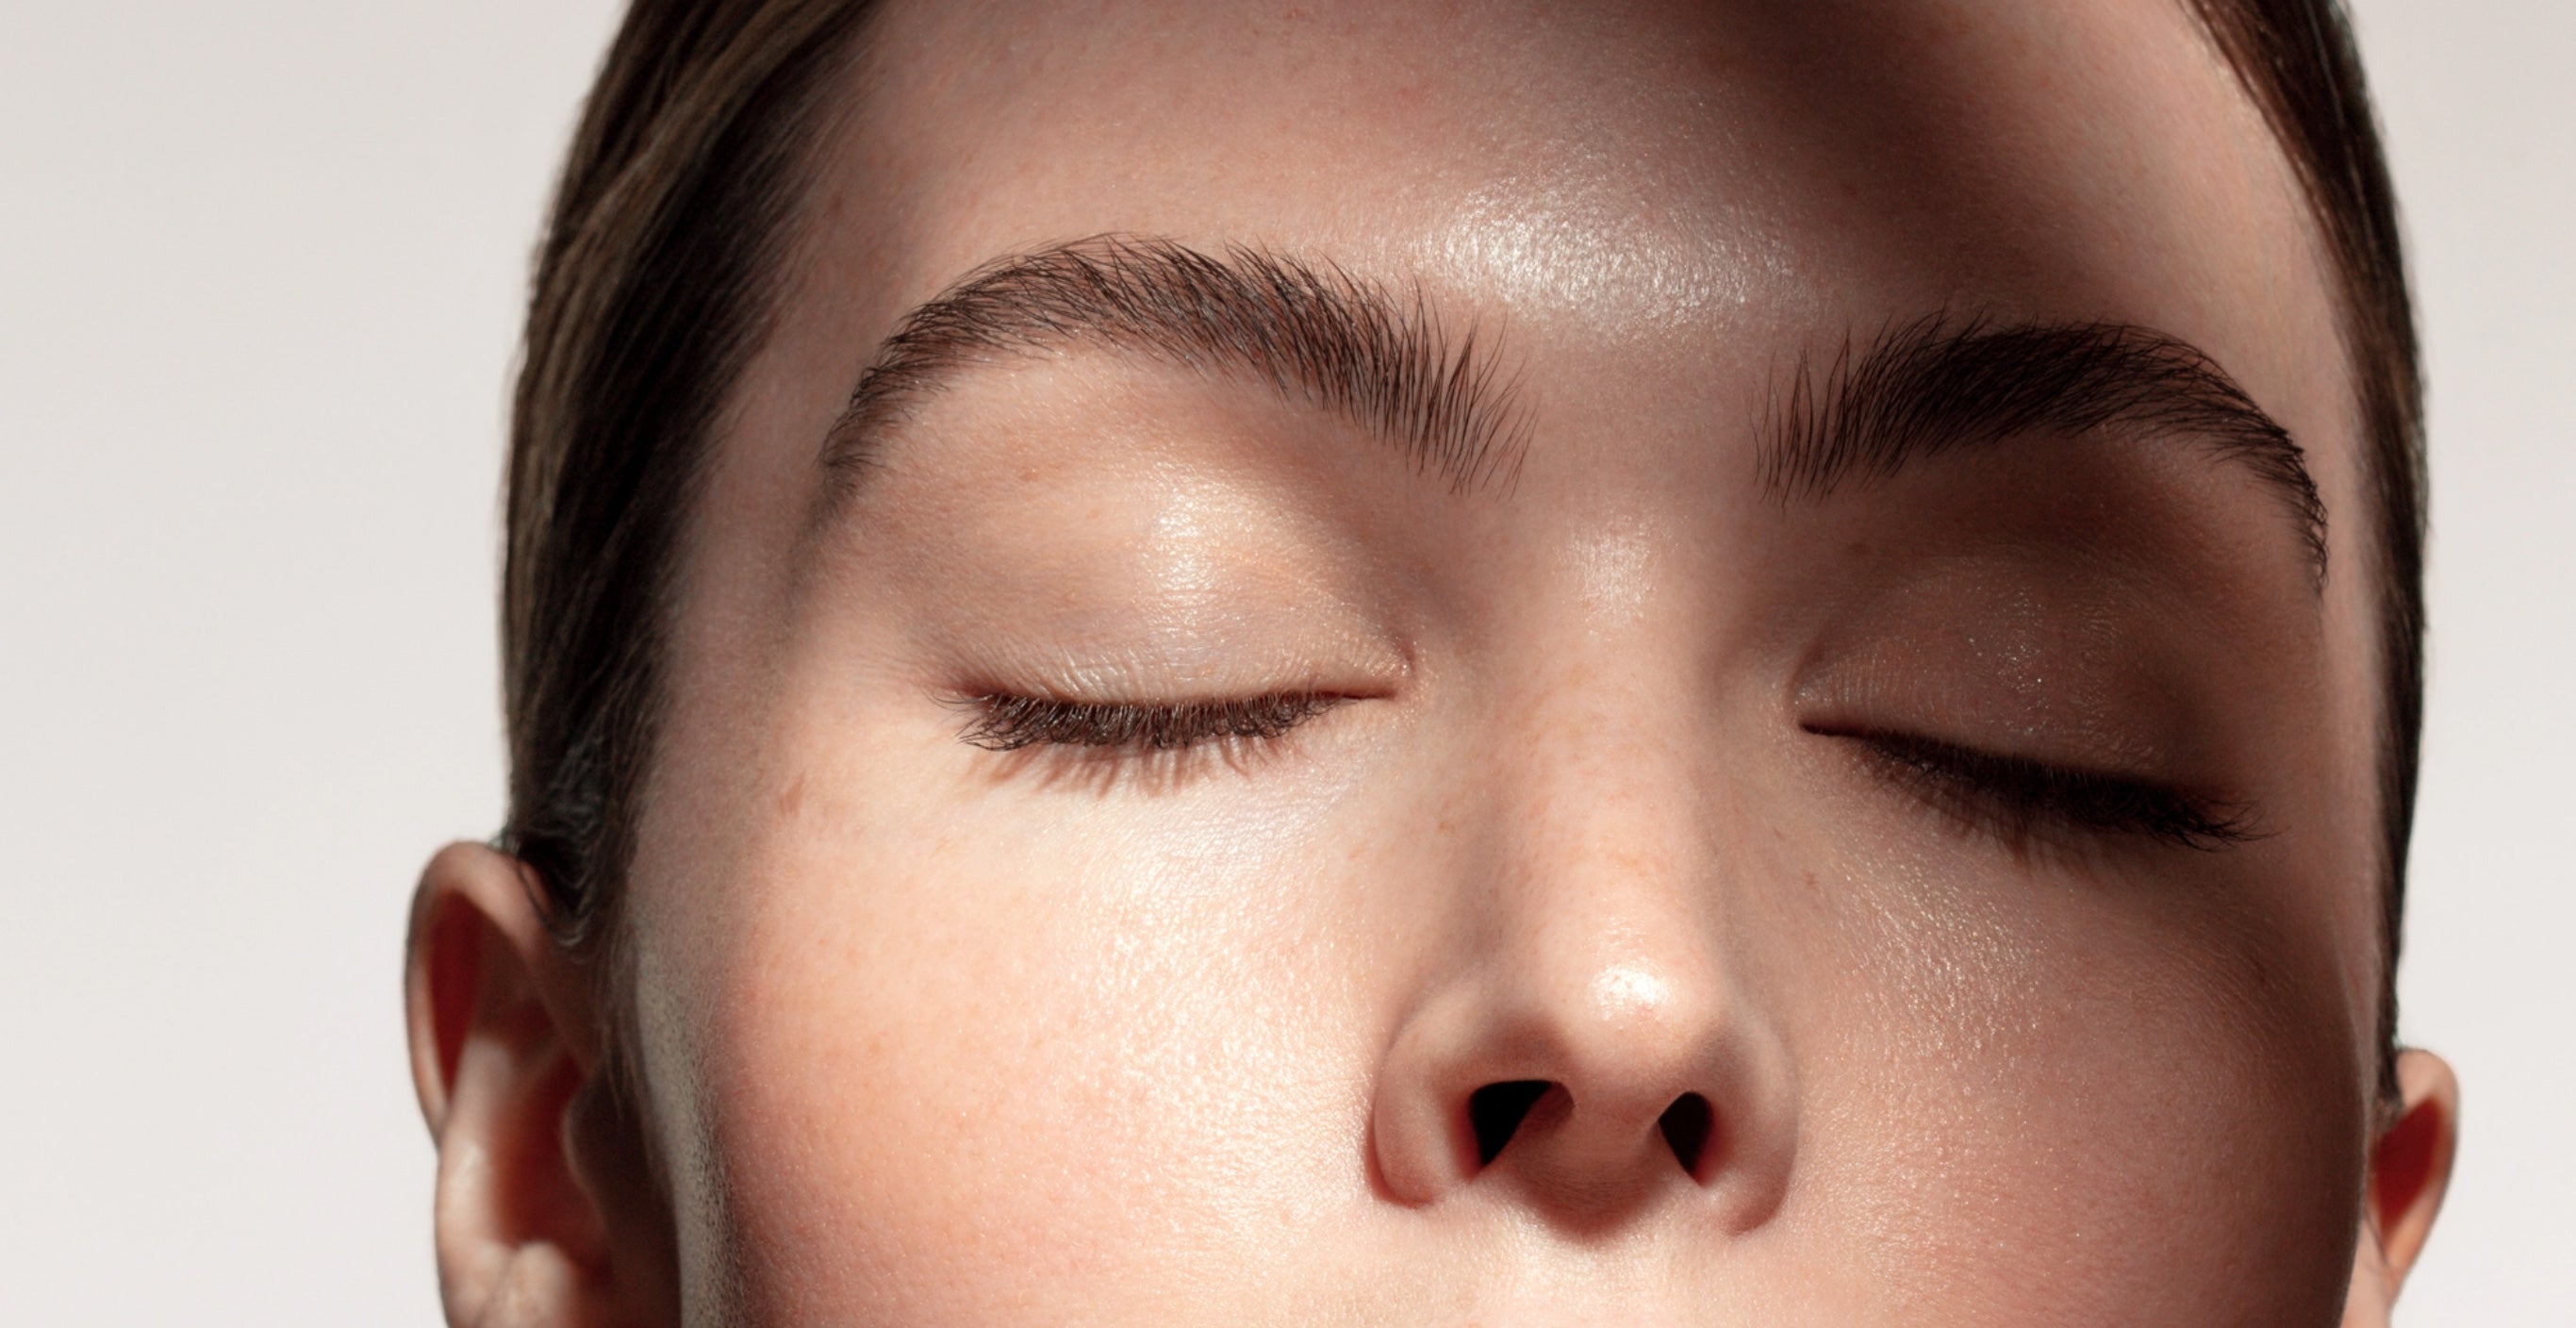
left=405, top=2, right=2458, bottom=1325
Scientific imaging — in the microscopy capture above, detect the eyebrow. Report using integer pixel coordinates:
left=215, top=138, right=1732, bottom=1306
left=819, top=235, right=1528, bottom=498
left=1759, top=316, right=2327, bottom=578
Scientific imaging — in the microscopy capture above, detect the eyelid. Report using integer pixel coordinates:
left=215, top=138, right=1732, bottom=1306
left=1808, top=723, right=2257, bottom=852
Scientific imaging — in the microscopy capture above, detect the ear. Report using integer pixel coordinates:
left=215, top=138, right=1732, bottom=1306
left=405, top=841, right=679, bottom=1328
left=2340, top=1048, right=2459, bottom=1325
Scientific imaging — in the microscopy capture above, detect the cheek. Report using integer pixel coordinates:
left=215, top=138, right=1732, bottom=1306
left=1762, top=825, right=2368, bottom=1320
left=686, top=703, right=1390, bottom=1321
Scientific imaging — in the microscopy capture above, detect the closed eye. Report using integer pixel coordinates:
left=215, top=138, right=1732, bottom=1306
left=1809, top=724, right=2258, bottom=853
left=959, top=691, right=1350, bottom=753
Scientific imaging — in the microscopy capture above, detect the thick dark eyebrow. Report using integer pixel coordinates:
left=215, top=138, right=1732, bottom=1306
left=818, top=235, right=1527, bottom=499
left=1759, top=316, right=2327, bottom=579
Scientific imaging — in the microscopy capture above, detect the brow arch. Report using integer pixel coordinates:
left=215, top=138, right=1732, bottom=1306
left=1760, top=314, right=2327, bottom=581
left=818, top=235, right=1530, bottom=502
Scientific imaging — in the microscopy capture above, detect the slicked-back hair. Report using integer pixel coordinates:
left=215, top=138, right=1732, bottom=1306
left=500, top=0, right=2424, bottom=1095
left=504, top=0, right=870, bottom=965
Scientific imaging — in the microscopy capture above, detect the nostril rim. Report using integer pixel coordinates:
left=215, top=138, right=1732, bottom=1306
left=1660, top=1093, right=1715, bottom=1175
left=1467, top=1080, right=1553, bottom=1166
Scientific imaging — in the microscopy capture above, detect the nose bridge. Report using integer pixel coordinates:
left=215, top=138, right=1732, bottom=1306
left=1494, top=681, right=1734, bottom=1120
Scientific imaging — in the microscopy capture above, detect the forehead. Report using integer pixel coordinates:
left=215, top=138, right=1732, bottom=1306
left=799, top=0, right=2337, bottom=404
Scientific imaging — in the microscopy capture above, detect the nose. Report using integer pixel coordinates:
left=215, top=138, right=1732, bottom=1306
left=1368, top=760, right=1797, bottom=1233
left=1370, top=940, right=1795, bottom=1232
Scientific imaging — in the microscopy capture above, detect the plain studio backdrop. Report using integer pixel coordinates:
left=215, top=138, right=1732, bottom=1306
left=0, top=4, right=2566, bottom=1323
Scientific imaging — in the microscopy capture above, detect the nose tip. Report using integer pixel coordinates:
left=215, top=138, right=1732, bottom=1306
left=1559, top=962, right=1710, bottom=1121
left=1368, top=955, right=1794, bottom=1231
left=1478, top=965, right=1737, bottom=1196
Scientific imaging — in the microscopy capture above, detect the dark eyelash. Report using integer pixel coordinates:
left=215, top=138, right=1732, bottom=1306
left=1815, top=726, right=2258, bottom=852
left=959, top=692, right=1343, bottom=753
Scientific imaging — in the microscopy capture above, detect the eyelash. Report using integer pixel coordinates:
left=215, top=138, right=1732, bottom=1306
left=957, top=698, right=2252, bottom=851
left=959, top=691, right=1346, bottom=753
left=1815, top=725, right=2256, bottom=853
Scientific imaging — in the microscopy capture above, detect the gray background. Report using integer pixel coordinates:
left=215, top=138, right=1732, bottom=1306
left=0, top=2, right=2564, bottom=1322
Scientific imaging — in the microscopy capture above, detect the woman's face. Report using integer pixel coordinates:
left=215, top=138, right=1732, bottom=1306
left=624, top=0, right=2394, bottom=1321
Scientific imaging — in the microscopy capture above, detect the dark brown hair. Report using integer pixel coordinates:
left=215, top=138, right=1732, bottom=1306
left=500, top=0, right=2424, bottom=1092
left=503, top=0, right=868, bottom=954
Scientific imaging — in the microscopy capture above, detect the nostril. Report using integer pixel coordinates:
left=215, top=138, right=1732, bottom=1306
left=1467, top=1080, right=1553, bottom=1166
left=1659, top=1093, right=1715, bottom=1175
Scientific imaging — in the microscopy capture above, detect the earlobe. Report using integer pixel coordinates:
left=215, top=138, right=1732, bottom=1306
left=404, top=841, right=674, bottom=1327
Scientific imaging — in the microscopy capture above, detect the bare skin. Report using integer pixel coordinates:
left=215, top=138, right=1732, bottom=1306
left=407, top=1, right=2455, bottom=1324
